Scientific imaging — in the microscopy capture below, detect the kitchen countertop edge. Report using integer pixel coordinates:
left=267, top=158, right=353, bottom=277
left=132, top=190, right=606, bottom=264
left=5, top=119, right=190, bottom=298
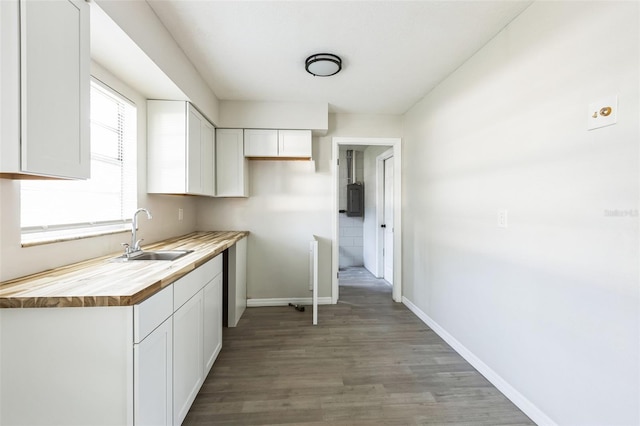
left=0, top=231, right=249, bottom=309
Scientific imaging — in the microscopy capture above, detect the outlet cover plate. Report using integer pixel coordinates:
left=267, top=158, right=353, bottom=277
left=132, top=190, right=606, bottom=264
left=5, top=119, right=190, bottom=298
left=498, top=209, right=508, bottom=228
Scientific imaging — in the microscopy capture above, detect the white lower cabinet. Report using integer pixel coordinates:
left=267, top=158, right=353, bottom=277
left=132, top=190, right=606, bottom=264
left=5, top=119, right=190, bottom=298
left=204, top=273, right=223, bottom=373
left=135, top=318, right=173, bottom=426
left=173, top=255, right=224, bottom=425
left=136, top=254, right=223, bottom=426
left=171, top=254, right=223, bottom=425
left=0, top=306, right=134, bottom=426
left=0, top=252, right=229, bottom=426
left=133, top=285, right=174, bottom=426
left=173, top=290, right=205, bottom=425
left=228, top=236, right=248, bottom=327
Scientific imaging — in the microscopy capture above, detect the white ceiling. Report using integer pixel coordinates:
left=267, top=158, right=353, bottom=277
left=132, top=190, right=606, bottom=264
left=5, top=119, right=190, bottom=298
left=145, top=1, right=532, bottom=115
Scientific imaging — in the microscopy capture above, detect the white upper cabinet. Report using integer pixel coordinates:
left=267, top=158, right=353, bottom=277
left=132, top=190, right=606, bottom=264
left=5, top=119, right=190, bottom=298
left=186, top=107, right=203, bottom=195
left=201, top=120, right=215, bottom=197
left=147, top=100, right=216, bottom=196
left=244, top=129, right=278, bottom=157
left=0, top=0, right=90, bottom=179
left=278, top=130, right=312, bottom=158
left=244, top=129, right=312, bottom=159
left=216, top=129, right=248, bottom=197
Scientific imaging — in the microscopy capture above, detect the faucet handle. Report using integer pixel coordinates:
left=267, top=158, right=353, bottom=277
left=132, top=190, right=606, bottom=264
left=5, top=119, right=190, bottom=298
left=134, top=239, right=144, bottom=251
left=121, top=243, right=131, bottom=255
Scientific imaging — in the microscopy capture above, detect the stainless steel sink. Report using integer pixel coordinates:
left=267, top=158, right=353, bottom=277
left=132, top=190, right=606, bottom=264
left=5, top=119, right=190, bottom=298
left=112, top=250, right=194, bottom=262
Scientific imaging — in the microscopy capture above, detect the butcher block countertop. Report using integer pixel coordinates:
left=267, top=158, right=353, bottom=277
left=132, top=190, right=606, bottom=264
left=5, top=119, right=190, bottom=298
left=0, top=231, right=248, bottom=309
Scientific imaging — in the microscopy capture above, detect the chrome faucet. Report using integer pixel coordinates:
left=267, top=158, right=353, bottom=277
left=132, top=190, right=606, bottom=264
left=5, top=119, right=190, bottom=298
left=123, top=208, right=152, bottom=257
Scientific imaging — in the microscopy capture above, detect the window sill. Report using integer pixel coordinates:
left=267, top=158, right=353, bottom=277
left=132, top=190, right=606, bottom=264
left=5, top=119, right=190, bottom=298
left=21, top=225, right=130, bottom=248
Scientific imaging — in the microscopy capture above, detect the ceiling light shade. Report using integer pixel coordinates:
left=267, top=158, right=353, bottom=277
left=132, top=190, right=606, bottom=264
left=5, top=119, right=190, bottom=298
left=305, top=53, right=342, bottom=77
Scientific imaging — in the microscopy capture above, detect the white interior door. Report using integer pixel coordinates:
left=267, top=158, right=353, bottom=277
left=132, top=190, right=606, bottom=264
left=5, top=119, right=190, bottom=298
left=383, top=156, right=394, bottom=284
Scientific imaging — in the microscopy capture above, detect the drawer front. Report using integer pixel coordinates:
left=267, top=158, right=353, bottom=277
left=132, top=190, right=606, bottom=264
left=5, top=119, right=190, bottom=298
left=174, top=254, right=222, bottom=311
left=134, top=285, right=173, bottom=343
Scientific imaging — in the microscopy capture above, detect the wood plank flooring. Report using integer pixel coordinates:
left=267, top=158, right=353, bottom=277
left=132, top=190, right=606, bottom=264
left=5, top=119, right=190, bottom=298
left=183, top=267, right=535, bottom=425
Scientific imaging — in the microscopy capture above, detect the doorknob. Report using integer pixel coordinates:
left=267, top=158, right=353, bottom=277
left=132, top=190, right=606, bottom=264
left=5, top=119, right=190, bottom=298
left=381, top=224, right=386, bottom=228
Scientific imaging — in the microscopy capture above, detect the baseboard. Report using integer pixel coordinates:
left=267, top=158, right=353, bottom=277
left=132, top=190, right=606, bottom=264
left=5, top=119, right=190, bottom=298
left=247, top=297, right=333, bottom=307
left=402, top=296, right=556, bottom=426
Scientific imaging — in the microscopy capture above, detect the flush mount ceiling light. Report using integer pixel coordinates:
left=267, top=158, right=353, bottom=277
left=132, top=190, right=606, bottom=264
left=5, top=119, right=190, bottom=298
left=305, top=53, right=342, bottom=77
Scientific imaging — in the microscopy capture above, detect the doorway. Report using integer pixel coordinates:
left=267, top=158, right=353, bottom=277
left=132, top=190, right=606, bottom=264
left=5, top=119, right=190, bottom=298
left=331, top=137, right=402, bottom=304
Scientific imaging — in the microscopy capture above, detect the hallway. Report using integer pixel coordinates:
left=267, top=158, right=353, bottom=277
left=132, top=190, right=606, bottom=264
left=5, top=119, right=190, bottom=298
left=184, top=267, right=534, bottom=425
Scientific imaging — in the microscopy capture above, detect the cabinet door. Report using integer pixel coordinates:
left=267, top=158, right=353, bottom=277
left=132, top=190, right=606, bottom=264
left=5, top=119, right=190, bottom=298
left=147, top=100, right=188, bottom=194
left=244, top=129, right=278, bottom=157
left=186, top=106, right=203, bottom=195
left=20, top=0, right=91, bottom=179
left=203, top=273, right=223, bottom=375
left=173, top=291, right=204, bottom=426
left=0, top=0, right=21, bottom=175
left=228, top=236, right=247, bottom=327
left=278, top=130, right=312, bottom=158
left=134, top=318, right=173, bottom=426
left=20, top=0, right=90, bottom=179
left=216, top=129, right=248, bottom=197
left=201, top=119, right=215, bottom=196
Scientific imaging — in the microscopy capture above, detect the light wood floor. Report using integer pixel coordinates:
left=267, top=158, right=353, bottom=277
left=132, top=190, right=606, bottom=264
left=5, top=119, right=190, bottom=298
left=183, top=267, right=535, bottom=425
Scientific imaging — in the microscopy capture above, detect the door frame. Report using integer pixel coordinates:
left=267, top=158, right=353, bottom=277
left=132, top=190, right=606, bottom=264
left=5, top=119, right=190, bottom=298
left=331, top=137, right=402, bottom=303
left=377, top=148, right=394, bottom=280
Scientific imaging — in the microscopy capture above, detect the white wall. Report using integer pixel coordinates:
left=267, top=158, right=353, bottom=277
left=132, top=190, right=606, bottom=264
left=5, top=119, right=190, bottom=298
left=197, top=113, right=402, bottom=301
left=94, top=0, right=219, bottom=125
left=338, top=148, right=364, bottom=268
left=0, top=63, right=198, bottom=281
left=330, top=113, right=403, bottom=138
left=402, top=2, right=639, bottom=425
left=197, top=139, right=332, bottom=301
left=219, top=101, right=328, bottom=133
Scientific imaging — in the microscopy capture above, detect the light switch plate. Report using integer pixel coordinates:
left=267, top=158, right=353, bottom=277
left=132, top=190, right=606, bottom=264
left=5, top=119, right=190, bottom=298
left=498, top=209, right=508, bottom=228
left=588, top=95, right=617, bottom=130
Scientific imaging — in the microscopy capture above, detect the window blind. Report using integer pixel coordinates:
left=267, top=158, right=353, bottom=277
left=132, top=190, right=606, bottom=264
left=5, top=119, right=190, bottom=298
left=21, top=79, right=137, bottom=243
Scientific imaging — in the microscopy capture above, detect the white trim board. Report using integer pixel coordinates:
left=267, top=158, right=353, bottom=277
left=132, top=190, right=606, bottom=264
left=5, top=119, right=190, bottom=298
left=402, top=296, right=557, bottom=426
left=247, top=297, right=333, bottom=307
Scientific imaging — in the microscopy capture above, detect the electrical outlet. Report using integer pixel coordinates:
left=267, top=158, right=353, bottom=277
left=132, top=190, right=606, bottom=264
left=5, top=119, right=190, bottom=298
left=178, top=208, right=183, bottom=221
left=498, top=209, right=508, bottom=228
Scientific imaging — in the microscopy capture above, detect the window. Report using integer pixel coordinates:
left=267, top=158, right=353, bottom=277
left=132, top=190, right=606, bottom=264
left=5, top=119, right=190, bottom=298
left=21, top=79, right=137, bottom=244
